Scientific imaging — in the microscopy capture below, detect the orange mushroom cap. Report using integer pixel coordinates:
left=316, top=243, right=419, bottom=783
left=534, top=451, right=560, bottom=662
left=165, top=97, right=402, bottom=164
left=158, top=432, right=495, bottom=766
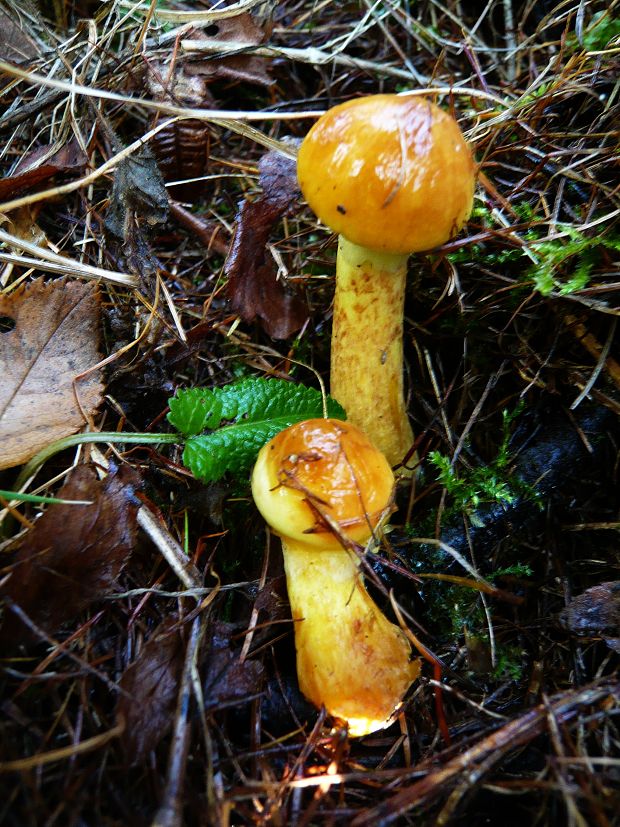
left=297, top=94, right=476, bottom=255
left=251, top=418, right=394, bottom=548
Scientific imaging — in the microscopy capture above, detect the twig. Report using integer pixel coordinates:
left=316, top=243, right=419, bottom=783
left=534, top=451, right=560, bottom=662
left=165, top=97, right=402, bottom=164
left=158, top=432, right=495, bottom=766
left=351, top=679, right=619, bottom=826
left=137, top=506, right=202, bottom=591
left=0, top=228, right=136, bottom=286
left=151, top=615, right=203, bottom=827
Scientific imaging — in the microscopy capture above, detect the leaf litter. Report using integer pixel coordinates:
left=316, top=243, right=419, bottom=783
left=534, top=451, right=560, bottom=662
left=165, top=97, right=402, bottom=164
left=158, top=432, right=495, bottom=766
left=1, top=463, right=140, bottom=641
left=0, top=2, right=619, bottom=826
left=0, top=278, right=103, bottom=469
left=116, top=617, right=185, bottom=764
left=224, top=148, right=308, bottom=338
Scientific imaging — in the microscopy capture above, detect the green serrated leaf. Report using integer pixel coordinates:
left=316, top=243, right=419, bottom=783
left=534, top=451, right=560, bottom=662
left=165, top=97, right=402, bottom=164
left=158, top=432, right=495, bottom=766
left=169, top=378, right=346, bottom=482
left=183, top=417, right=296, bottom=482
left=167, top=388, right=223, bottom=437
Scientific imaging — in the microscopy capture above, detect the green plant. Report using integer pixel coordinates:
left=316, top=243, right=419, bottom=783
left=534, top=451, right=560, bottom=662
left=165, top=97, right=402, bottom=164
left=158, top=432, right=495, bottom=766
left=168, top=378, right=345, bottom=482
left=490, top=563, right=533, bottom=579
left=526, top=227, right=620, bottom=296
left=428, top=405, right=526, bottom=521
left=16, top=378, right=346, bottom=487
left=448, top=202, right=620, bottom=297
left=577, top=11, right=620, bottom=52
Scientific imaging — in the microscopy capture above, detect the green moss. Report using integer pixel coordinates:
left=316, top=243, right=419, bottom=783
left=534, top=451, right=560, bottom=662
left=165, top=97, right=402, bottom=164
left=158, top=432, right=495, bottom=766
left=448, top=200, right=620, bottom=297
left=427, top=403, right=536, bottom=520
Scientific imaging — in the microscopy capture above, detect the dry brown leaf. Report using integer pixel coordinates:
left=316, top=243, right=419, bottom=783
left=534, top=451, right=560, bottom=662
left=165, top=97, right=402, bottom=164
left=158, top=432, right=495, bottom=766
left=204, top=621, right=265, bottom=710
left=184, top=13, right=273, bottom=87
left=0, top=7, right=40, bottom=64
left=559, top=581, right=620, bottom=653
left=0, top=464, right=141, bottom=641
left=147, top=12, right=272, bottom=200
left=225, top=150, right=308, bottom=339
left=0, top=278, right=104, bottom=469
left=3, top=205, right=47, bottom=250
left=0, top=141, right=88, bottom=201
left=117, top=619, right=185, bottom=764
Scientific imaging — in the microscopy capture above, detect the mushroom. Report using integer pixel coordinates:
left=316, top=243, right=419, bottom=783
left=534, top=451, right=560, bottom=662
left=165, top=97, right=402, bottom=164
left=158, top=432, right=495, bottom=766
left=297, top=94, right=476, bottom=470
left=251, top=417, right=419, bottom=736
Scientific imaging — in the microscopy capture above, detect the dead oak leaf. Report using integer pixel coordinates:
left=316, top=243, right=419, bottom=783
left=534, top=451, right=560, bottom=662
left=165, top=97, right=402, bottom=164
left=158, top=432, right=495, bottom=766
left=0, top=278, right=104, bottom=469
left=1, top=464, right=141, bottom=641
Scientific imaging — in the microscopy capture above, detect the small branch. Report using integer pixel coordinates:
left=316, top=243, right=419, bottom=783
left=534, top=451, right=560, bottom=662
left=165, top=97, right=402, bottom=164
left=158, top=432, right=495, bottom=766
left=351, top=679, right=619, bottom=826
left=151, top=615, right=203, bottom=827
left=137, top=506, right=202, bottom=591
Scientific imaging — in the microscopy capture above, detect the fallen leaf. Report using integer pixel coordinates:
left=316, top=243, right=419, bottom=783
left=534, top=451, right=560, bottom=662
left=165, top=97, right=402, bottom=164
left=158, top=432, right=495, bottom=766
left=105, top=146, right=169, bottom=239
left=147, top=64, right=214, bottom=201
left=0, top=7, right=40, bottom=65
left=559, top=581, right=620, bottom=653
left=151, top=115, right=213, bottom=201
left=0, top=141, right=88, bottom=201
left=3, top=205, right=47, bottom=251
left=0, top=464, right=141, bottom=640
left=0, top=278, right=104, bottom=469
left=147, top=13, right=272, bottom=200
left=257, top=149, right=302, bottom=211
left=225, top=150, right=308, bottom=339
left=183, top=13, right=273, bottom=87
left=204, top=621, right=265, bottom=709
left=117, top=619, right=185, bottom=764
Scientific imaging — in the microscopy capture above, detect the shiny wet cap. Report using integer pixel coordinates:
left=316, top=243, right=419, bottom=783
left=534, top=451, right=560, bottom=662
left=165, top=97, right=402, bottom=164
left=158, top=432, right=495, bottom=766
left=297, top=95, right=476, bottom=255
left=251, top=418, right=394, bottom=548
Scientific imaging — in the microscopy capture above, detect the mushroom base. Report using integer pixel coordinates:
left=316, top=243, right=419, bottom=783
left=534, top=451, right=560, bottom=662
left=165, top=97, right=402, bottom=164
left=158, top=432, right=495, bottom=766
left=282, top=541, right=420, bottom=737
left=330, top=237, right=415, bottom=473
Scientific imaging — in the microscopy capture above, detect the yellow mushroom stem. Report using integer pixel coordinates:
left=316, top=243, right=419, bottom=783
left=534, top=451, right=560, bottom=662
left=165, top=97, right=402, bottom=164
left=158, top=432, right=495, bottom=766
left=297, top=95, right=476, bottom=474
left=331, top=237, right=414, bottom=472
left=282, top=542, right=420, bottom=737
left=251, top=418, right=419, bottom=736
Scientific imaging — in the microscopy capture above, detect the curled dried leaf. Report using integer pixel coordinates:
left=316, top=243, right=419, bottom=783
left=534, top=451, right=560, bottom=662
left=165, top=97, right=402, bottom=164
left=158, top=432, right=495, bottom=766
left=225, top=150, right=307, bottom=339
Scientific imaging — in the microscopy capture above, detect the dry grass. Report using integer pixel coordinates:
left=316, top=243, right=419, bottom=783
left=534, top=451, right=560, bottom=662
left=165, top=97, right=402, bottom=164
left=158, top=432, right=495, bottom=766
left=1, top=1, right=619, bottom=825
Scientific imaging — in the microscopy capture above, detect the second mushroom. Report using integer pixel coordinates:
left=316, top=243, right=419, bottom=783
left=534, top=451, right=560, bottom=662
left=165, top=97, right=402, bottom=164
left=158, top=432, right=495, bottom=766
left=297, top=94, right=476, bottom=471
left=252, top=417, right=419, bottom=736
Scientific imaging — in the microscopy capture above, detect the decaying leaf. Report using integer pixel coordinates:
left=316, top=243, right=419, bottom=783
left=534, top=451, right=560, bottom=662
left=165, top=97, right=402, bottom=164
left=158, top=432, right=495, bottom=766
left=559, top=581, right=620, bottom=653
left=117, top=619, right=185, bottom=764
left=152, top=116, right=214, bottom=201
left=147, top=60, right=214, bottom=201
left=147, top=12, right=272, bottom=200
left=0, top=278, right=104, bottom=470
left=0, top=464, right=141, bottom=640
left=3, top=205, right=47, bottom=250
left=204, top=621, right=265, bottom=709
left=225, top=149, right=308, bottom=339
left=105, top=146, right=169, bottom=239
left=0, top=6, right=41, bottom=65
left=0, top=141, right=88, bottom=200
left=182, top=13, right=273, bottom=87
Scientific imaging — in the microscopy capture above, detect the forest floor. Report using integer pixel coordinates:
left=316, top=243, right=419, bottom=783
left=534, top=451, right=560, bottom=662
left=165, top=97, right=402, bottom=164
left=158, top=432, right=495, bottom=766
left=0, top=1, right=619, bottom=825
